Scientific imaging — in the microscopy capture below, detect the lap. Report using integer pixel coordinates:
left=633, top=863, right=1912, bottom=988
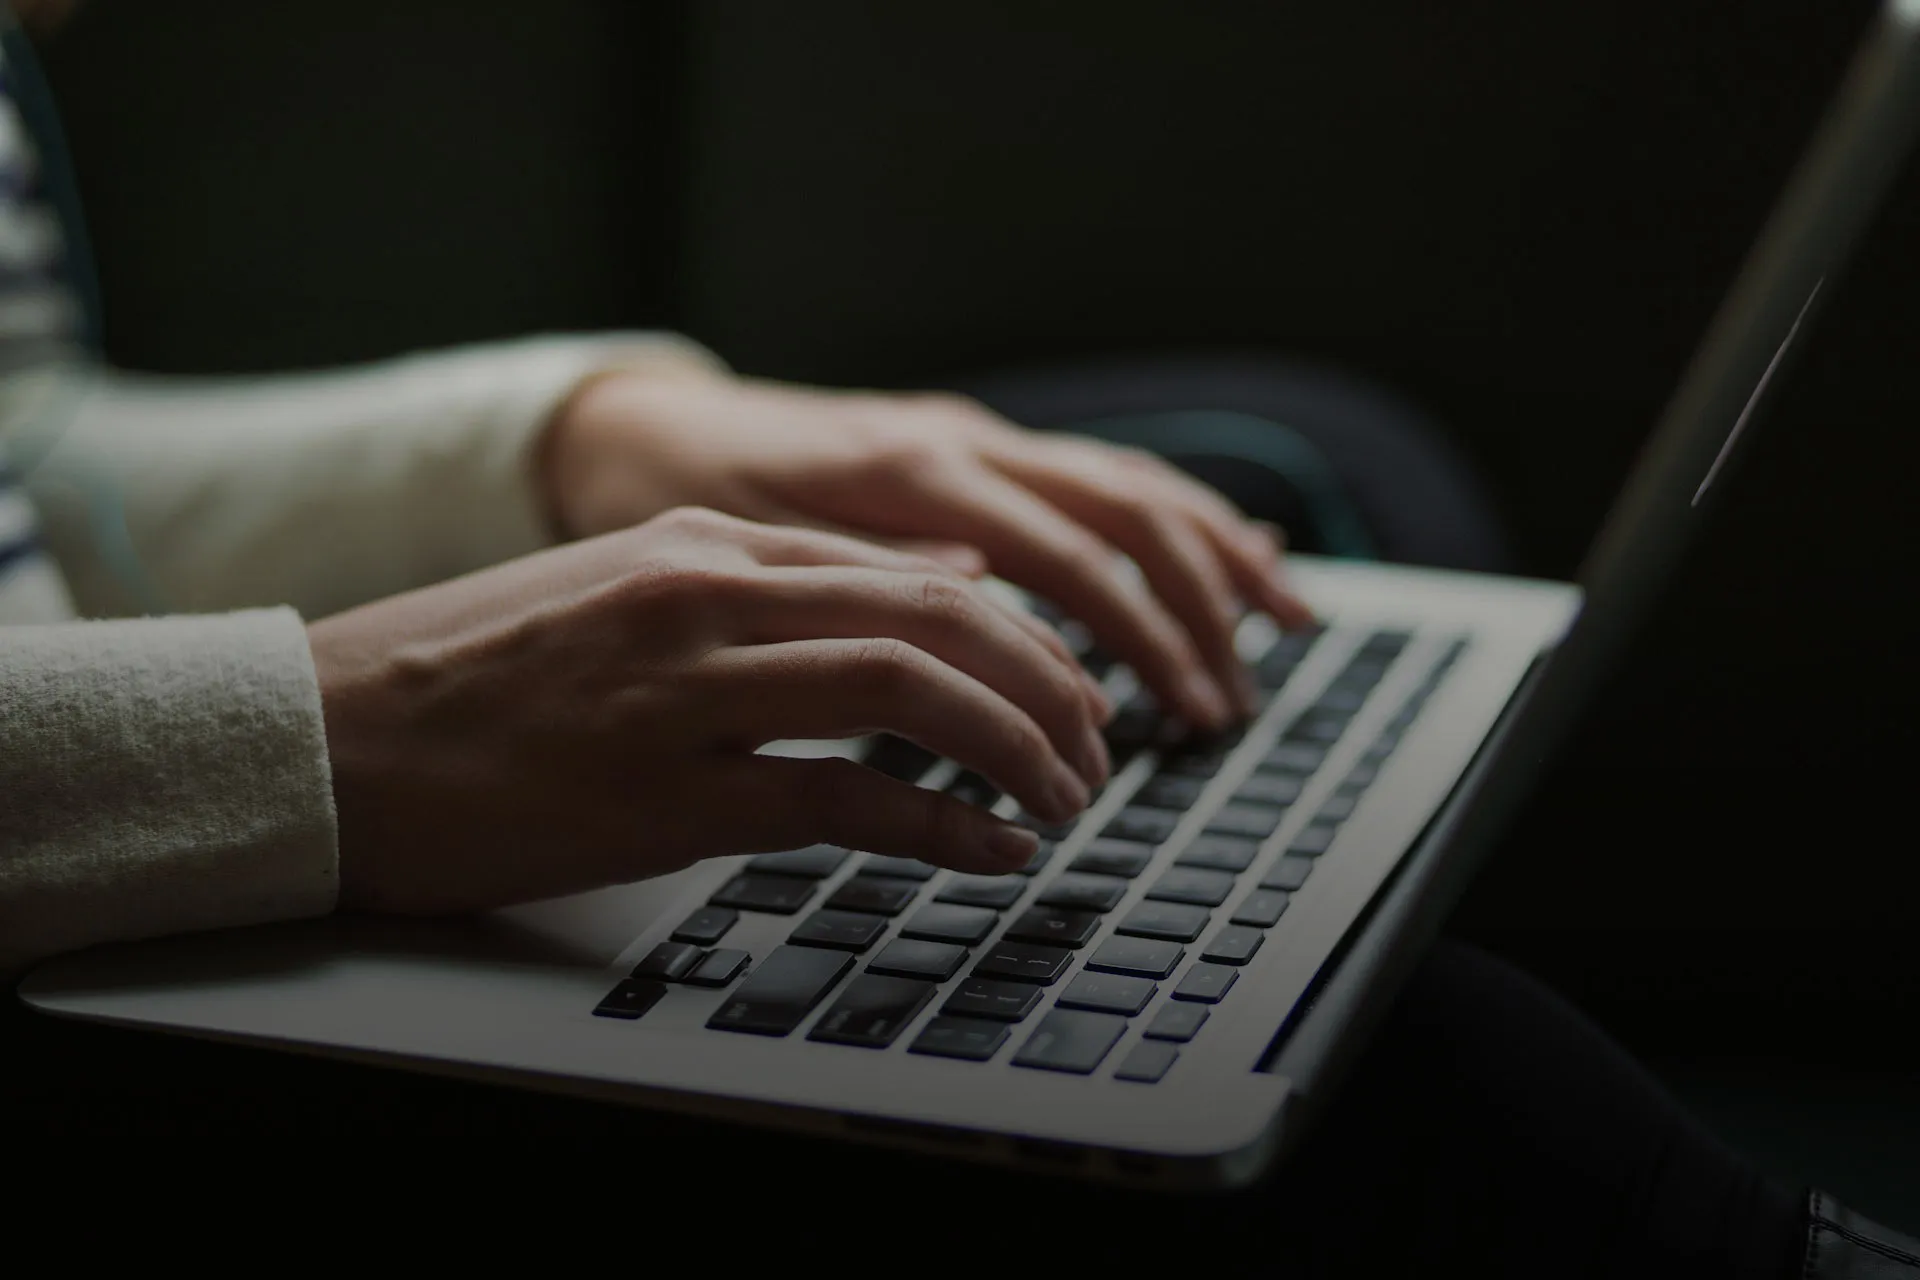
left=0, top=938, right=1805, bottom=1277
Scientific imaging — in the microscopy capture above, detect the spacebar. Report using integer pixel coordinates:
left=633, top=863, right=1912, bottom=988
left=707, top=945, right=854, bottom=1037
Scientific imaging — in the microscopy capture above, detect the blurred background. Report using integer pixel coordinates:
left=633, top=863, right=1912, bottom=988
left=34, top=0, right=1920, bottom=1216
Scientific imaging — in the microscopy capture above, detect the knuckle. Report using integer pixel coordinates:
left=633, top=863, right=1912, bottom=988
left=858, top=437, right=952, bottom=487
left=903, top=389, right=980, bottom=418
left=653, top=505, right=736, bottom=538
left=612, top=559, right=729, bottom=635
left=849, top=636, right=923, bottom=692
left=909, top=574, right=975, bottom=628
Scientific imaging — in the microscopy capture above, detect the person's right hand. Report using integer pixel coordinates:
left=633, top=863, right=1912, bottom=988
left=307, top=506, right=1112, bottom=916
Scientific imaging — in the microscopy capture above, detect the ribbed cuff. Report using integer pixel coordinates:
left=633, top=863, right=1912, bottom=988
left=0, top=607, right=337, bottom=973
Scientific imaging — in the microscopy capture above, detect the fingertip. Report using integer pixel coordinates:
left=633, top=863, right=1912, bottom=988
left=985, top=821, right=1041, bottom=870
left=1180, top=670, right=1234, bottom=732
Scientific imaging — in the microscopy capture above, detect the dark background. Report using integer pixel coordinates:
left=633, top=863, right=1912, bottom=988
left=23, top=0, right=1920, bottom=1212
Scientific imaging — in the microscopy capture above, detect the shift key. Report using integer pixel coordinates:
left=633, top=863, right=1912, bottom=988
left=707, top=945, right=852, bottom=1036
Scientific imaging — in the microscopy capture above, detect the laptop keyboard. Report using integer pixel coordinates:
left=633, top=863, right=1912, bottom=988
left=595, top=624, right=1469, bottom=1083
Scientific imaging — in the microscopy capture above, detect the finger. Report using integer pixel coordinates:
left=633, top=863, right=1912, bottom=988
left=696, top=637, right=1094, bottom=824
left=900, top=467, right=1233, bottom=729
left=732, top=566, right=1109, bottom=787
left=1034, top=440, right=1318, bottom=629
left=689, top=755, right=1042, bottom=875
left=716, top=514, right=977, bottom=579
left=749, top=499, right=995, bottom=579
left=893, top=540, right=990, bottom=577
left=755, top=504, right=1111, bottom=721
left=1203, top=517, right=1319, bottom=631
left=982, top=461, right=1255, bottom=717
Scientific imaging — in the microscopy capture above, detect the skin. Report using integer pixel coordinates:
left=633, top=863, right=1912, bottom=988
left=314, top=369, right=1317, bottom=915
left=26, top=0, right=1316, bottom=912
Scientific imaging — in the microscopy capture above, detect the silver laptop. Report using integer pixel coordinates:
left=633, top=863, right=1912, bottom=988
left=21, top=1, right=1920, bottom=1187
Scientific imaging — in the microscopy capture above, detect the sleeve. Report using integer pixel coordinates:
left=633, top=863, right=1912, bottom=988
left=14, top=331, right=726, bottom=620
left=0, top=608, right=337, bottom=975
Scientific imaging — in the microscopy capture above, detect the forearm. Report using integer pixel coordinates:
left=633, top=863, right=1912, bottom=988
left=17, top=332, right=724, bottom=619
left=0, top=610, right=337, bottom=975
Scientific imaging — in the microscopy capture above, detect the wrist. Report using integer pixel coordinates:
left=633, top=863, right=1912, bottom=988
left=534, top=367, right=629, bottom=543
left=534, top=355, right=731, bottom=542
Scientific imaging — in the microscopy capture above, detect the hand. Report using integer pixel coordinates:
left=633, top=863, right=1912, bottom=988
left=309, top=507, right=1112, bottom=915
left=540, top=373, right=1317, bottom=731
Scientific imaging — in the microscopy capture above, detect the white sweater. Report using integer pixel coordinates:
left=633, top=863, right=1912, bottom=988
left=0, top=331, right=721, bottom=973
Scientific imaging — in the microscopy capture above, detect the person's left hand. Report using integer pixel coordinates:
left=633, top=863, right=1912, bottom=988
left=538, top=372, right=1317, bottom=729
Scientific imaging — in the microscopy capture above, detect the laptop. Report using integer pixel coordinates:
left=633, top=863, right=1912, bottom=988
left=20, top=1, right=1920, bottom=1186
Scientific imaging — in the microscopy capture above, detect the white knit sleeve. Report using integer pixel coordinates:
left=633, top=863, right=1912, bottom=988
left=17, top=331, right=726, bottom=620
left=0, top=608, right=336, bottom=974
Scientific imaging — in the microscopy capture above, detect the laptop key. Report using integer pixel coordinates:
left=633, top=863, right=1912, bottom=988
left=1103, top=807, right=1182, bottom=845
left=1147, top=867, right=1237, bottom=908
left=1070, top=838, right=1156, bottom=879
left=1262, top=856, right=1314, bottom=891
left=1206, top=801, right=1287, bottom=839
left=863, top=856, right=939, bottom=881
left=707, top=945, right=853, bottom=1036
left=1115, top=901, right=1210, bottom=943
left=1291, top=821, right=1340, bottom=856
left=1016, top=840, right=1056, bottom=876
left=1262, top=742, right=1326, bottom=774
left=936, top=875, right=1028, bottom=909
left=910, top=1015, right=1011, bottom=1062
left=1315, top=793, right=1357, bottom=823
left=1134, top=774, right=1209, bottom=811
left=1234, top=772, right=1303, bottom=807
left=1086, top=935, right=1185, bottom=980
left=747, top=844, right=851, bottom=878
left=943, top=978, right=1044, bottom=1022
left=827, top=876, right=920, bottom=917
left=868, top=939, right=969, bottom=982
left=1013, top=1009, right=1129, bottom=1075
left=789, top=909, right=890, bottom=953
left=672, top=906, right=738, bottom=947
left=1317, top=686, right=1369, bottom=715
left=632, top=941, right=703, bottom=981
left=900, top=903, right=1000, bottom=946
left=972, top=940, right=1074, bottom=985
left=594, top=979, right=667, bottom=1020
left=1037, top=872, right=1129, bottom=914
left=1177, top=834, right=1261, bottom=873
left=808, top=974, right=937, bottom=1048
left=1173, top=962, right=1240, bottom=1004
left=1004, top=905, right=1101, bottom=949
left=1231, top=889, right=1290, bottom=928
left=1114, top=1041, right=1180, bottom=1083
left=1143, top=1001, right=1210, bottom=1042
left=1057, top=972, right=1157, bottom=1016
left=711, top=874, right=817, bottom=915
left=1158, top=745, right=1236, bottom=779
left=685, top=947, right=751, bottom=987
left=1201, top=926, right=1265, bottom=966
left=1286, top=712, right=1349, bottom=745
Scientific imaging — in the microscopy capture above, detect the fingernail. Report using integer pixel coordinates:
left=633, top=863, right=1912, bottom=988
left=1231, top=666, right=1261, bottom=718
left=987, top=822, right=1041, bottom=869
left=1049, top=762, right=1091, bottom=820
left=1084, top=676, right=1116, bottom=724
left=1081, top=723, right=1112, bottom=787
left=1183, top=671, right=1232, bottom=729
